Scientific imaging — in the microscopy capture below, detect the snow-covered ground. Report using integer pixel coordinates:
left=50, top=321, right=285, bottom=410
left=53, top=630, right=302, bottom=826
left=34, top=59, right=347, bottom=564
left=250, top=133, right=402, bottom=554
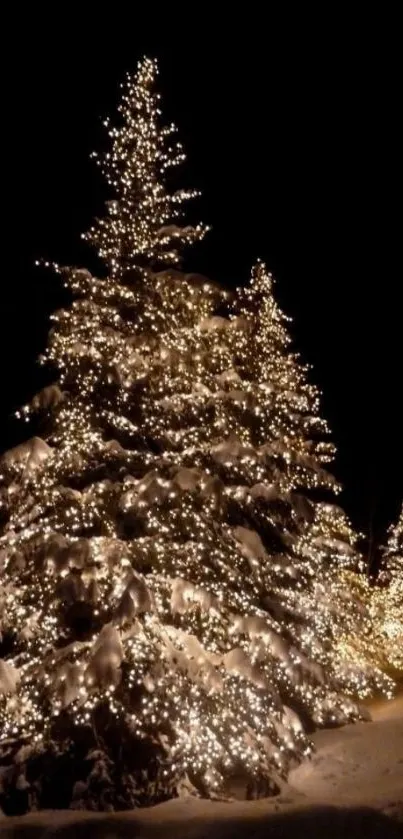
left=289, top=692, right=403, bottom=823
left=1, top=696, right=402, bottom=837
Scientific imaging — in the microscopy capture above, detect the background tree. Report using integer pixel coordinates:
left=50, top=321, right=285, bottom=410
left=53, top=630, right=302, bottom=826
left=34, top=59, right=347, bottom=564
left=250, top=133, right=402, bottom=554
left=372, top=506, right=403, bottom=673
left=338, top=505, right=402, bottom=679
left=229, top=262, right=392, bottom=706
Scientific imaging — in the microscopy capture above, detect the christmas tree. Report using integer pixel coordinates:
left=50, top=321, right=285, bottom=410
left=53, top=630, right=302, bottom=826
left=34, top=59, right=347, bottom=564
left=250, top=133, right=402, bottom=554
left=0, top=57, right=305, bottom=812
left=226, top=263, right=392, bottom=704
left=338, top=506, right=402, bottom=679
left=0, top=59, right=390, bottom=814
left=372, top=506, right=403, bottom=673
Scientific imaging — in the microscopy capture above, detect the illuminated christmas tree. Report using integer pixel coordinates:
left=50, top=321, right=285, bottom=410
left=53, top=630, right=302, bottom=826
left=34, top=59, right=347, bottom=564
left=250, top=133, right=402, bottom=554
left=0, top=59, right=390, bottom=814
left=0, top=57, right=305, bottom=812
left=382, top=506, right=403, bottom=582
left=371, top=506, right=403, bottom=673
left=337, top=506, right=402, bottom=679
left=227, top=263, right=391, bottom=704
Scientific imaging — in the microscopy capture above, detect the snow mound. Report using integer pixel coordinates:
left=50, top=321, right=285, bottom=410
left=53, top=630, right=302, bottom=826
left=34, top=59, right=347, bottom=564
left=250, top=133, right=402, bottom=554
left=0, top=660, right=20, bottom=695
left=233, top=526, right=267, bottom=566
left=211, top=434, right=255, bottom=464
left=170, top=578, right=220, bottom=615
left=29, top=384, right=64, bottom=413
left=85, top=624, right=123, bottom=688
left=116, top=570, right=153, bottom=621
left=290, top=695, right=403, bottom=821
left=1, top=697, right=402, bottom=835
left=1, top=800, right=400, bottom=838
left=0, top=437, right=52, bottom=476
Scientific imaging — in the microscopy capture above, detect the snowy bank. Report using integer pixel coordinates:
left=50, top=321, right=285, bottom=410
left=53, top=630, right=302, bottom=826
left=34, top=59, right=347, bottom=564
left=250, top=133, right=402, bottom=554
left=1, top=696, right=402, bottom=837
left=289, top=693, right=403, bottom=823
left=0, top=799, right=402, bottom=839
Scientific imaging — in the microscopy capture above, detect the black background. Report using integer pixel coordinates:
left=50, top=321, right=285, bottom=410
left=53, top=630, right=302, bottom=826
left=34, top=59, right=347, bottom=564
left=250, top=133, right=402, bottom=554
left=1, top=13, right=401, bottom=551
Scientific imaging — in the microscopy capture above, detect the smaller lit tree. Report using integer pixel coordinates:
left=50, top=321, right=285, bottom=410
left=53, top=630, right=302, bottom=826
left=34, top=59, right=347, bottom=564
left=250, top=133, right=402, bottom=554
left=228, top=262, right=393, bottom=709
left=373, top=506, right=403, bottom=673
left=339, top=506, right=402, bottom=679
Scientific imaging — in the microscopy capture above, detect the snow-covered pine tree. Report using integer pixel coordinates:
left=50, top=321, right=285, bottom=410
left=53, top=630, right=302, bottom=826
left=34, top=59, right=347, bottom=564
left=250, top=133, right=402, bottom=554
left=371, top=506, right=403, bottom=673
left=0, top=58, right=312, bottom=813
left=0, top=59, right=391, bottom=815
left=227, top=262, right=392, bottom=707
left=337, top=505, right=402, bottom=679
left=381, top=505, right=403, bottom=583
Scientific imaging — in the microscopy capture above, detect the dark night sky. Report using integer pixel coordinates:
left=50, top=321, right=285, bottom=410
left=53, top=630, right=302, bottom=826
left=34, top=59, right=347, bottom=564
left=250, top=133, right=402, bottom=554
left=1, top=15, right=401, bottom=548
